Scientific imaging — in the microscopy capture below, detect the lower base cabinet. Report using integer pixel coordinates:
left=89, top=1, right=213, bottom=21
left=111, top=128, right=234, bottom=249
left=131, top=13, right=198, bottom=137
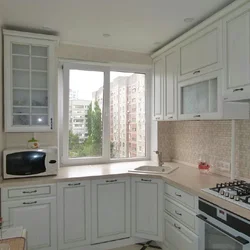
left=57, top=181, right=91, bottom=249
left=2, top=197, right=57, bottom=250
left=91, top=177, right=131, bottom=243
left=164, top=214, right=198, bottom=250
left=131, top=177, right=163, bottom=241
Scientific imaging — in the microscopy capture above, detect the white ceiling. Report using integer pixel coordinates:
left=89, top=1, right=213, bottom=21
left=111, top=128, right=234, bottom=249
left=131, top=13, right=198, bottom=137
left=1, top=0, right=235, bottom=54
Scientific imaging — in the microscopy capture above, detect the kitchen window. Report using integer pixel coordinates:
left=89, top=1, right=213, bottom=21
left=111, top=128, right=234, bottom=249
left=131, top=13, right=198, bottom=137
left=62, top=62, right=151, bottom=165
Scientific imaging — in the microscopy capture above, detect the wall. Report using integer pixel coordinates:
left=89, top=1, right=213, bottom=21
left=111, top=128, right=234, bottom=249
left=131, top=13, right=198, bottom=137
left=158, top=120, right=250, bottom=179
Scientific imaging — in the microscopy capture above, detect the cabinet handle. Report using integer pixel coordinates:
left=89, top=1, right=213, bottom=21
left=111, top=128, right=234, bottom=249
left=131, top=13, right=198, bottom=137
left=175, top=192, right=182, bottom=197
left=68, top=183, right=81, bottom=186
left=141, top=179, right=152, bottom=182
left=233, top=88, right=244, bottom=92
left=174, top=223, right=181, bottom=230
left=193, top=115, right=201, bottom=118
left=23, top=201, right=37, bottom=205
left=106, top=179, right=117, bottom=183
left=193, top=70, right=200, bottom=75
left=22, top=190, right=37, bottom=194
left=168, top=116, right=173, bottom=119
left=175, top=210, right=182, bottom=216
left=50, top=118, right=53, bottom=130
left=156, top=117, right=160, bottom=120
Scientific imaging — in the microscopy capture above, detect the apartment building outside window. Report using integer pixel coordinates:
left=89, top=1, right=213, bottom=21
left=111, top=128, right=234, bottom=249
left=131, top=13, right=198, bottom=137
left=62, top=62, right=150, bottom=165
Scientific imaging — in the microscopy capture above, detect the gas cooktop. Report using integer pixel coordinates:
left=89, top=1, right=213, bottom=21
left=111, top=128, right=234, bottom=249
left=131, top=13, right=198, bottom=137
left=202, top=180, right=250, bottom=210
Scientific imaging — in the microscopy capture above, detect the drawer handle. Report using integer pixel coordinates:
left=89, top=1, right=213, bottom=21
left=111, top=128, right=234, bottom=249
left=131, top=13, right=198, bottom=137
left=175, top=192, right=182, bottom=197
left=193, top=70, right=200, bottom=75
left=193, top=115, right=201, bottom=118
left=68, top=183, right=81, bottom=186
left=175, top=210, right=182, bottom=216
left=174, top=223, right=181, bottom=230
left=168, top=116, right=173, bottom=119
left=233, top=88, right=244, bottom=92
left=106, top=179, right=117, bottom=183
left=22, top=190, right=37, bottom=194
left=23, top=201, right=37, bottom=205
left=141, top=179, right=152, bottom=182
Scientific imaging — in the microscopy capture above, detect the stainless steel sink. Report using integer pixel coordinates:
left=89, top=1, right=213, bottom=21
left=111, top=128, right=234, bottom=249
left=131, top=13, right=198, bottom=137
left=129, top=165, right=178, bottom=174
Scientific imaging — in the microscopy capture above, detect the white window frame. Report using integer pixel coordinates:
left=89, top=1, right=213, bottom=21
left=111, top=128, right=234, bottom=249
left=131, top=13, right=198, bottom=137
left=61, top=61, right=151, bottom=166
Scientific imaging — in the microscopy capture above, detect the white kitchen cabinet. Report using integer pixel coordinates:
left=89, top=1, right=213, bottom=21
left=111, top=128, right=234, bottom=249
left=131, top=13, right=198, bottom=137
left=178, top=21, right=222, bottom=82
left=152, top=57, right=164, bottom=120
left=2, top=197, right=57, bottom=250
left=223, top=3, right=250, bottom=101
left=178, top=70, right=249, bottom=120
left=57, top=181, right=91, bottom=249
left=91, top=177, right=130, bottom=243
left=164, top=49, right=178, bottom=120
left=164, top=214, right=198, bottom=250
left=3, top=29, right=58, bottom=132
left=131, top=177, right=163, bottom=241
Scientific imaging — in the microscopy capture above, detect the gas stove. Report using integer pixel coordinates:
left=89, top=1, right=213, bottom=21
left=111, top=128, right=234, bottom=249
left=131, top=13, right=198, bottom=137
left=202, top=180, right=250, bottom=210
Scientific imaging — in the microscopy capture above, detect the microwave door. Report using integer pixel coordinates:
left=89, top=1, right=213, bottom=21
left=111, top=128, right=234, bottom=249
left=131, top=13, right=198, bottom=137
left=6, top=152, right=46, bottom=175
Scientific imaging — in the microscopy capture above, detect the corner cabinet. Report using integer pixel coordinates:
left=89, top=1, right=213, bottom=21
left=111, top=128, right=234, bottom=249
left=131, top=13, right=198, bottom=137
left=3, top=29, right=58, bottom=132
left=131, top=177, right=163, bottom=241
left=91, top=177, right=131, bottom=244
left=57, top=181, right=91, bottom=249
left=223, top=3, right=250, bottom=101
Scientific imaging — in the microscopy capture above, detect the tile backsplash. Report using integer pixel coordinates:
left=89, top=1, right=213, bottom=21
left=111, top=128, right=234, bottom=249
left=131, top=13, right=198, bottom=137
left=158, top=120, right=250, bottom=179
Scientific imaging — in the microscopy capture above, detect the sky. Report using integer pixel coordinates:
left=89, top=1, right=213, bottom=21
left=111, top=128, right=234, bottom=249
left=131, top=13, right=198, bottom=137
left=69, top=70, right=133, bottom=100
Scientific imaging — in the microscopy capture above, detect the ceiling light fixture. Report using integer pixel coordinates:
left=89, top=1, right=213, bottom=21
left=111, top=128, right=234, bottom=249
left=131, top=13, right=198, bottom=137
left=103, top=33, right=111, bottom=38
left=184, top=18, right=195, bottom=23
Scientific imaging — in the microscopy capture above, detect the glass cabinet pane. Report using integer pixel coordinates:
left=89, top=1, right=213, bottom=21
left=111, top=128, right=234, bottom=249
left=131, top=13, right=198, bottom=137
left=31, top=46, right=48, bottom=57
left=13, top=89, right=30, bottom=106
left=31, top=57, right=47, bottom=71
left=13, top=70, right=29, bottom=88
left=12, top=56, right=29, bottom=69
left=13, top=107, right=30, bottom=114
left=181, top=78, right=218, bottom=115
left=32, top=107, right=48, bottom=114
left=31, top=115, right=48, bottom=126
left=31, top=90, right=48, bottom=106
left=13, top=115, right=30, bottom=126
left=12, top=44, right=29, bottom=55
left=31, top=72, right=47, bottom=88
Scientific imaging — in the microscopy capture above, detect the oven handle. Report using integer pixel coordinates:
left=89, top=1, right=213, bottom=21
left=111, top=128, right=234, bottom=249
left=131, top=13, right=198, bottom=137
left=197, top=214, right=250, bottom=245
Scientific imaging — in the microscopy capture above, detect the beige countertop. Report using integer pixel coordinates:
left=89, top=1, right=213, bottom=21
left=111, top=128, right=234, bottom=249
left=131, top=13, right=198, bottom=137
left=1, top=161, right=250, bottom=220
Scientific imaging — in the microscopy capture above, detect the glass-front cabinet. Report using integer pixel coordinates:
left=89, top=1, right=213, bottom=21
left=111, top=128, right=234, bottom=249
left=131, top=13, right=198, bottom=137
left=178, top=71, right=222, bottom=120
left=4, top=30, right=58, bottom=132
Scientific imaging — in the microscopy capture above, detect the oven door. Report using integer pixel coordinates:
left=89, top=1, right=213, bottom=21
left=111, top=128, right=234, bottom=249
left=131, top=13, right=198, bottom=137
left=197, top=214, right=250, bottom=250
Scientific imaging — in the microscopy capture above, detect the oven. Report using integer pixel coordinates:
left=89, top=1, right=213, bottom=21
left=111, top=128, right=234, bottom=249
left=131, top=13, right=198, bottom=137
left=197, top=198, right=250, bottom=250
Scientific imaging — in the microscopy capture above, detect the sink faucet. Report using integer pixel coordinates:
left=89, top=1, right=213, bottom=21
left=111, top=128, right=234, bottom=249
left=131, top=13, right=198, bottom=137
left=154, top=151, right=164, bottom=167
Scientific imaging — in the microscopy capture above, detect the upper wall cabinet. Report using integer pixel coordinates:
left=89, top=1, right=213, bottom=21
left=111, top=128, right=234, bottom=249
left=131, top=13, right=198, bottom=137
left=152, top=58, right=164, bottom=120
left=223, top=3, right=250, bottom=101
left=3, top=30, right=59, bottom=132
left=178, top=21, right=223, bottom=82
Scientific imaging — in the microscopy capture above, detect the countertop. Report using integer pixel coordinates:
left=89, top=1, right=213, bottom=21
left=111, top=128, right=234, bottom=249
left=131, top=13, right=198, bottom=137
left=1, top=161, right=250, bottom=220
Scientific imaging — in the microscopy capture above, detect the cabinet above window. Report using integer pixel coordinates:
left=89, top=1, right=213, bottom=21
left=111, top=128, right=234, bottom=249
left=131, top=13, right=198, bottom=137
left=3, top=30, right=59, bottom=132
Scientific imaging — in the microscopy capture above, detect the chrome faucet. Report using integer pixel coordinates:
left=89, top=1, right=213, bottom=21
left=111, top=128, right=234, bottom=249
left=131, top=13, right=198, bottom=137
left=154, top=151, right=164, bottom=167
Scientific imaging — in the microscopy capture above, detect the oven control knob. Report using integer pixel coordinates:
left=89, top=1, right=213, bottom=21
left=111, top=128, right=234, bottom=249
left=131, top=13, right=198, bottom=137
left=225, top=192, right=229, bottom=197
left=234, top=196, right=240, bottom=201
left=230, top=194, right=234, bottom=199
left=220, top=190, right=224, bottom=195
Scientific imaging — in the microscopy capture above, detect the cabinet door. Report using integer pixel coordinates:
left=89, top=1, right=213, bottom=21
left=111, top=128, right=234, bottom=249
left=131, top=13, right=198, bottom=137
left=178, top=71, right=222, bottom=120
left=57, top=181, right=91, bottom=249
left=179, top=21, right=222, bottom=82
left=91, top=178, right=130, bottom=243
left=164, top=214, right=198, bottom=250
left=4, top=31, right=57, bottom=132
left=164, top=50, right=178, bottom=120
left=153, top=58, right=164, bottom=120
left=223, top=4, right=250, bottom=100
left=2, top=197, right=57, bottom=250
left=131, top=177, right=163, bottom=241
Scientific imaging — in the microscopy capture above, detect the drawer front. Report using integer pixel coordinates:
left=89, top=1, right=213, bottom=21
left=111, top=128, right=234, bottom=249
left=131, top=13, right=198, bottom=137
left=165, top=184, right=195, bottom=209
left=164, top=198, right=196, bottom=232
left=164, top=214, right=198, bottom=250
left=2, top=184, right=56, bottom=201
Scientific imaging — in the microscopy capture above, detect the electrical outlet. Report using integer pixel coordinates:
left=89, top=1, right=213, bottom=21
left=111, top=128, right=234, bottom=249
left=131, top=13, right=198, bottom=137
left=217, top=161, right=231, bottom=172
